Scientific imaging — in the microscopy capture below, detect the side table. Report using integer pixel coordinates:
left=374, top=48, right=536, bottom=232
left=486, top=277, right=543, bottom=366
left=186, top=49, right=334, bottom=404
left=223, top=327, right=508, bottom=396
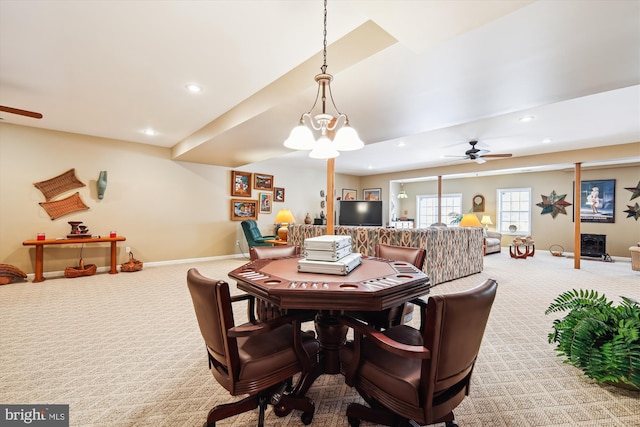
left=509, top=243, right=535, bottom=259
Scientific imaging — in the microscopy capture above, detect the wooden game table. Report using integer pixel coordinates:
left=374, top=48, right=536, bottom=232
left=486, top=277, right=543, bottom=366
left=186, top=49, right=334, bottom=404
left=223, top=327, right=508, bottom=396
left=229, top=256, right=432, bottom=375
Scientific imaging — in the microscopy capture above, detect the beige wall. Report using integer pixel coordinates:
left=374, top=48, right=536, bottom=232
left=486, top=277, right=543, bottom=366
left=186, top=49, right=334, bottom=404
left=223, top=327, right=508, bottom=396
left=0, top=123, right=360, bottom=274
left=359, top=147, right=640, bottom=257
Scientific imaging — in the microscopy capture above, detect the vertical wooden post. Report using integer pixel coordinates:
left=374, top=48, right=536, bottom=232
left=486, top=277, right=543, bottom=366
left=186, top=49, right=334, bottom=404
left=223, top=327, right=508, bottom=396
left=574, top=163, right=581, bottom=269
left=327, top=158, right=335, bottom=235
left=437, top=175, right=442, bottom=225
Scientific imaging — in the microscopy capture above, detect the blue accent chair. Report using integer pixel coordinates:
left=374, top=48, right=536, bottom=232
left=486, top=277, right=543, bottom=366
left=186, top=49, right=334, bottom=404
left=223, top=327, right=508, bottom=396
left=241, top=220, right=276, bottom=247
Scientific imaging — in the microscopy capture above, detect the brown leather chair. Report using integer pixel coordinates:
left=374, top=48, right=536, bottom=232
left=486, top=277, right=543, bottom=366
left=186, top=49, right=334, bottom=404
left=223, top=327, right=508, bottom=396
left=340, top=279, right=497, bottom=427
left=352, top=243, right=426, bottom=329
left=249, top=245, right=301, bottom=321
left=187, top=268, right=319, bottom=426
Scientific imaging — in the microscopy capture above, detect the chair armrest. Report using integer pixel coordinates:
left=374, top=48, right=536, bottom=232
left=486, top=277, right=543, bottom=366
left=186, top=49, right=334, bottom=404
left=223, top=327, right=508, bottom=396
left=339, top=315, right=431, bottom=359
left=255, top=235, right=277, bottom=242
left=231, top=293, right=257, bottom=322
left=485, top=231, right=502, bottom=239
left=228, top=312, right=310, bottom=338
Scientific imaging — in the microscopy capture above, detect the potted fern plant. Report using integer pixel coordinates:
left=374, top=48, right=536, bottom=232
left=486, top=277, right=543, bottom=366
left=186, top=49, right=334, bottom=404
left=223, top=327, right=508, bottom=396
left=545, top=289, right=640, bottom=390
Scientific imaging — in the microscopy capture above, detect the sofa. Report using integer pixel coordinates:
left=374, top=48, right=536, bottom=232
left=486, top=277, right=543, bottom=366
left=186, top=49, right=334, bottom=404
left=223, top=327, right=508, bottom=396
left=289, top=224, right=484, bottom=285
left=484, top=230, right=502, bottom=255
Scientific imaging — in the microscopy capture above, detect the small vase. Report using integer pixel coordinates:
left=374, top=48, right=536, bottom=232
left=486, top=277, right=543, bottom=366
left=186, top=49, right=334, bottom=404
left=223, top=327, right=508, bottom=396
left=304, top=213, right=312, bottom=224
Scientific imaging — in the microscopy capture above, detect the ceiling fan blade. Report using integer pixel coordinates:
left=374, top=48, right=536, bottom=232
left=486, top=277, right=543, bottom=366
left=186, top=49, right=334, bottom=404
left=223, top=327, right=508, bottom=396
left=482, top=153, right=512, bottom=158
left=0, top=106, right=43, bottom=119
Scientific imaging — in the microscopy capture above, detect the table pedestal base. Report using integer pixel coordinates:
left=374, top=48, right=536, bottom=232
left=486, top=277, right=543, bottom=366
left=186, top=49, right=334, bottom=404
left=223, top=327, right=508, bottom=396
left=315, top=312, right=349, bottom=374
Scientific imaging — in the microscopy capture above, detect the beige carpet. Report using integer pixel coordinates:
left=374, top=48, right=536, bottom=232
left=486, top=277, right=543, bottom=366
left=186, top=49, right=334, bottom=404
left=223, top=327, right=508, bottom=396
left=1, top=251, right=639, bottom=427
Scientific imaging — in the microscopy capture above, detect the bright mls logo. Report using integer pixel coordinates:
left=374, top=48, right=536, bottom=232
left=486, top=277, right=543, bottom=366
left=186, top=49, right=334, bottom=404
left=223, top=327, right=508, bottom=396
left=1, top=405, right=69, bottom=426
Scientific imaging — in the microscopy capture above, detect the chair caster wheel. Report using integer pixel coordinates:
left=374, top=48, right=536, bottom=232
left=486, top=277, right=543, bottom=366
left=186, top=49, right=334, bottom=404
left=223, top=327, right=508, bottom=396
left=273, top=404, right=292, bottom=417
left=348, top=417, right=360, bottom=427
left=301, top=411, right=314, bottom=425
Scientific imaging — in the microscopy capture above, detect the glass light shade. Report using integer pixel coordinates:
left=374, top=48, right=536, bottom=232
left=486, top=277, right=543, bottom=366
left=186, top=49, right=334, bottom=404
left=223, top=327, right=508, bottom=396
left=284, top=123, right=315, bottom=150
left=397, top=191, right=408, bottom=199
left=459, top=213, right=482, bottom=227
left=309, top=136, right=339, bottom=159
left=333, top=124, right=364, bottom=151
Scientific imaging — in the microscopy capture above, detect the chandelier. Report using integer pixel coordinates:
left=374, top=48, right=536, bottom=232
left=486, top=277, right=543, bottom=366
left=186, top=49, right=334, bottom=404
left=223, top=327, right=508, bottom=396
left=397, top=183, right=408, bottom=199
left=283, top=0, right=364, bottom=159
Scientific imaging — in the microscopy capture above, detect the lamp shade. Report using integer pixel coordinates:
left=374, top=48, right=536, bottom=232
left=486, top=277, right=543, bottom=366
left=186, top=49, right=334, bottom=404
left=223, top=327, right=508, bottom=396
left=274, top=209, right=296, bottom=224
left=459, top=213, right=482, bottom=227
left=480, top=215, right=493, bottom=225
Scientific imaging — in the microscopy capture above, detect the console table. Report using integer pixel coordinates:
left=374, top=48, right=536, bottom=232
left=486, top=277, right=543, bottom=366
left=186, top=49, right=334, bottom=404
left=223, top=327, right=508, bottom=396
left=23, top=236, right=126, bottom=282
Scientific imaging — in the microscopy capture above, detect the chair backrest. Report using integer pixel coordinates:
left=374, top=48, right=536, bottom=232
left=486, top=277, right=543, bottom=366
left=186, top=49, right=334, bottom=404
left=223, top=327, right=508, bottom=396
left=250, top=245, right=300, bottom=260
left=375, top=243, right=426, bottom=270
left=423, top=279, right=497, bottom=405
left=241, top=220, right=262, bottom=243
left=186, top=268, right=239, bottom=391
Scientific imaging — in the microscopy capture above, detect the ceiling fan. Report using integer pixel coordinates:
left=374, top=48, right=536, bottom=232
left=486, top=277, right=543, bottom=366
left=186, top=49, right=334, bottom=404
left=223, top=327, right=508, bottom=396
left=0, top=106, right=43, bottom=119
left=446, top=140, right=512, bottom=164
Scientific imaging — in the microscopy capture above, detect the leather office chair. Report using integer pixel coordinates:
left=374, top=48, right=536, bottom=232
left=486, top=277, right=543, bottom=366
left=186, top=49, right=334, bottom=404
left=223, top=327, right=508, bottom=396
left=249, top=245, right=301, bottom=321
left=339, top=279, right=497, bottom=427
left=187, top=268, right=319, bottom=426
left=353, top=244, right=426, bottom=329
left=241, top=220, right=277, bottom=247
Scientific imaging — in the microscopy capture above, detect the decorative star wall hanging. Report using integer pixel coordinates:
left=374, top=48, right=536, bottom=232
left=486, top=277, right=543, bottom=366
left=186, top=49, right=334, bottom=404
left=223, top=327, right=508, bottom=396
left=624, top=181, right=640, bottom=200
left=536, top=190, right=572, bottom=218
left=623, top=202, right=640, bottom=220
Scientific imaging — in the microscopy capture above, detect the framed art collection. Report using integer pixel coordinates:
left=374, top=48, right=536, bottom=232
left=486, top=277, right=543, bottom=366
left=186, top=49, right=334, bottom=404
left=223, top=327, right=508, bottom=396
left=230, top=170, right=283, bottom=220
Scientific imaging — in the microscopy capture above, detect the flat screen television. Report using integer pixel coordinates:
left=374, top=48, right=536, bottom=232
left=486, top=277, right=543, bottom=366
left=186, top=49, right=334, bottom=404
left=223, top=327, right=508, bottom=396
left=339, top=200, right=383, bottom=226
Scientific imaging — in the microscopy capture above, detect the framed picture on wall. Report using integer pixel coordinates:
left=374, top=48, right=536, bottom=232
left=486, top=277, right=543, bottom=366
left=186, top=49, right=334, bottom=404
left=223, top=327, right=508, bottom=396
left=258, top=192, right=272, bottom=214
left=342, top=189, right=357, bottom=200
left=254, top=173, right=274, bottom=191
left=363, top=188, right=381, bottom=200
left=231, top=171, right=252, bottom=197
left=577, top=179, right=615, bottom=223
left=274, top=187, right=285, bottom=202
left=230, top=199, right=258, bottom=221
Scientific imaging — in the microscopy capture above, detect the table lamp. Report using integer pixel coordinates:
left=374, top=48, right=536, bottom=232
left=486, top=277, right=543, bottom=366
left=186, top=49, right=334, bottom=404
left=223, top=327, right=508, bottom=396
left=480, top=215, right=493, bottom=230
left=274, top=209, right=296, bottom=241
left=459, top=213, right=482, bottom=227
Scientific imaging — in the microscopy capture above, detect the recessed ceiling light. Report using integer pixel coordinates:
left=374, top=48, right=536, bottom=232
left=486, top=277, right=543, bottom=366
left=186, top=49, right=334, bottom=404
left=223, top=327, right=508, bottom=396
left=542, top=138, right=552, bottom=143
left=142, top=129, right=157, bottom=136
left=396, top=141, right=406, bottom=147
left=186, top=83, right=202, bottom=93
left=367, top=165, right=373, bottom=169
left=519, top=115, right=535, bottom=122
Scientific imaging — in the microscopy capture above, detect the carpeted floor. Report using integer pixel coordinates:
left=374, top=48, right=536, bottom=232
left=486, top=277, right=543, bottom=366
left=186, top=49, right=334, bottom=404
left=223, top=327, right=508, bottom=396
left=1, top=251, right=638, bottom=426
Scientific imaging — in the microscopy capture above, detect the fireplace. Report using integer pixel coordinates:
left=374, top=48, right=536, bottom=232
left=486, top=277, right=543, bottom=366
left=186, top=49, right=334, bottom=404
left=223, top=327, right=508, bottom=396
left=580, top=234, right=606, bottom=258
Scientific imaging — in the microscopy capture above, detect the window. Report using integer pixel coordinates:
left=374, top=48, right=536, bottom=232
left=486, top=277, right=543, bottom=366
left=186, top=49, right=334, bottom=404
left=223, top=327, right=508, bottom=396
left=497, top=188, right=531, bottom=234
left=417, top=193, right=462, bottom=228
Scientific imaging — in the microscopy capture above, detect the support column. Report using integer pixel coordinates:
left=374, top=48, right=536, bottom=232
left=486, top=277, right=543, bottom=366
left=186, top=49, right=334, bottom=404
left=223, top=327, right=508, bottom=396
left=574, top=163, right=581, bottom=269
left=327, top=158, right=335, bottom=235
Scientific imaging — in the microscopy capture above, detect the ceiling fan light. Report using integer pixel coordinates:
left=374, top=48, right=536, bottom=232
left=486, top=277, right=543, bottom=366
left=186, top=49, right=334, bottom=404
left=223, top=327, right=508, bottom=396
left=333, top=124, right=364, bottom=151
left=284, top=123, right=315, bottom=150
left=309, top=136, right=339, bottom=159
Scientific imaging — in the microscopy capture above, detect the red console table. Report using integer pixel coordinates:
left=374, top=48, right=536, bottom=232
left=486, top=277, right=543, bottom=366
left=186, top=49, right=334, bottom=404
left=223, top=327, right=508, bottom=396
left=23, top=236, right=126, bottom=282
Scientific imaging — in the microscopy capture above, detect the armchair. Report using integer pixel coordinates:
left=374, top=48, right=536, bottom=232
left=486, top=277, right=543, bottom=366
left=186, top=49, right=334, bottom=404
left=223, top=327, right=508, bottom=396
left=340, top=279, right=497, bottom=427
left=186, top=268, right=319, bottom=426
left=484, top=230, right=502, bottom=255
left=241, top=220, right=277, bottom=247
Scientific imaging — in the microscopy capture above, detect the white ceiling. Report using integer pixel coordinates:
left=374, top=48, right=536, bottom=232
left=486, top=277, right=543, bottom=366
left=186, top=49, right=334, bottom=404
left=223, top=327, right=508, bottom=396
left=1, top=0, right=639, bottom=176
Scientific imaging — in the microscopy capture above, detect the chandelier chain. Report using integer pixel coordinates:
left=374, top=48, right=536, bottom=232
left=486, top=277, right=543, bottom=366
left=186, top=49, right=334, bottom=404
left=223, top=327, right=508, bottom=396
left=322, top=0, right=327, bottom=74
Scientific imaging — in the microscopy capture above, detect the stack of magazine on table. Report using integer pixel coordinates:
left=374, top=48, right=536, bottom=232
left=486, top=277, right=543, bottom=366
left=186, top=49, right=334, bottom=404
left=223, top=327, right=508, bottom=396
left=298, top=235, right=362, bottom=275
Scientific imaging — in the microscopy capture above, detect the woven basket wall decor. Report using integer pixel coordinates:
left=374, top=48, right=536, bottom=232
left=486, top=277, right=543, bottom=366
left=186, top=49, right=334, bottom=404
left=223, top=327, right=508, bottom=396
left=33, top=168, right=86, bottom=201
left=120, top=252, right=143, bottom=272
left=39, top=192, right=89, bottom=220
